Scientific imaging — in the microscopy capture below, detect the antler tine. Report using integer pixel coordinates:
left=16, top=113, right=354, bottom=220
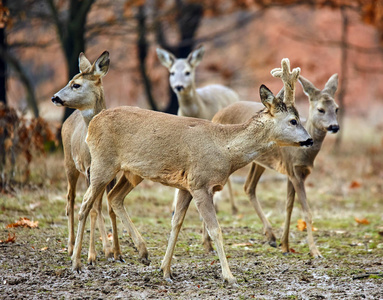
left=271, top=58, right=300, bottom=105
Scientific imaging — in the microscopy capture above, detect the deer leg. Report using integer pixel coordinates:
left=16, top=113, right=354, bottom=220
left=202, top=221, right=214, bottom=253
left=281, top=179, right=295, bottom=254
left=161, top=189, right=192, bottom=282
left=171, top=189, right=179, bottom=215
left=244, top=163, right=276, bottom=247
left=108, top=174, right=149, bottom=265
left=88, top=198, right=98, bottom=265
left=291, top=173, right=322, bottom=258
left=104, top=178, right=122, bottom=261
left=194, top=189, right=236, bottom=285
left=226, top=179, right=237, bottom=215
left=65, top=167, right=79, bottom=256
left=95, top=191, right=114, bottom=261
left=85, top=169, right=113, bottom=264
left=72, top=179, right=110, bottom=272
left=201, top=178, right=237, bottom=253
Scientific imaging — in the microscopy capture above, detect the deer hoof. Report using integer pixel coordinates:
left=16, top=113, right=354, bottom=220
left=224, top=276, right=238, bottom=286
left=140, top=257, right=151, bottom=266
left=269, top=240, right=277, bottom=248
left=72, top=261, right=83, bottom=273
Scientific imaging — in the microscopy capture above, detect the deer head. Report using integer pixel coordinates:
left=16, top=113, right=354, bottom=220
left=299, top=74, right=339, bottom=134
left=260, top=84, right=313, bottom=147
left=156, top=45, right=204, bottom=95
left=51, top=51, right=110, bottom=111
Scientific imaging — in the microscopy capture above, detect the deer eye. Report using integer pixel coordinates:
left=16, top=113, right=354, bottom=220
left=185, top=71, right=190, bottom=76
left=72, top=84, right=81, bottom=89
left=318, top=108, right=325, bottom=114
left=170, top=72, right=175, bottom=76
left=290, top=119, right=297, bottom=126
left=335, top=108, right=339, bottom=114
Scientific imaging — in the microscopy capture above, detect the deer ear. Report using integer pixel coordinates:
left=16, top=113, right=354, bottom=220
left=92, top=51, right=110, bottom=77
left=260, top=84, right=276, bottom=114
left=187, top=45, right=204, bottom=68
left=298, top=75, right=320, bottom=98
left=323, top=73, right=338, bottom=96
left=78, top=52, right=91, bottom=73
left=156, top=48, right=176, bottom=69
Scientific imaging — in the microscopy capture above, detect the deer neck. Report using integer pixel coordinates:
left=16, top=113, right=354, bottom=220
left=81, top=88, right=106, bottom=126
left=305, top=114, right=327, bottom=156
left=177, top=87, right=201, bottom=117
left=223, top=115, right=275, bottom=172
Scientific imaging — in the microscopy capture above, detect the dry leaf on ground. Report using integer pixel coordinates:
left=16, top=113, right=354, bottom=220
left=6, top=217, right=39, bottom=228
left=355, top=217, right=370, bottom=225
left=0, top=233, right=16, bottom=244
left=297, top=219, right=318, bottom=231
left=349, top=180, right=362, bottom=189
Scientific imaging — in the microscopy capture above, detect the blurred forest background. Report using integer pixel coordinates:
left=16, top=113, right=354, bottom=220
left=1, top=0, right=383, bottom=189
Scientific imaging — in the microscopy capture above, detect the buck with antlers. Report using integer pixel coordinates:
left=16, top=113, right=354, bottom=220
left=71, top=58, right=312, bottom=284
left=157, top=45, right=240, bottom=214
left=208, top=72, right=339, bottom=257
left=51, top=51, right=145, bottom=264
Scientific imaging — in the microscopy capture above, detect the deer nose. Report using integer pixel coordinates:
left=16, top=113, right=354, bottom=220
left=300, top=138, right=313, bottom=147
left=51, top=96, right=64, bottom=106
left=327, top=125, right=339, bottom=133
left=174, top=85, right=184, bottom=92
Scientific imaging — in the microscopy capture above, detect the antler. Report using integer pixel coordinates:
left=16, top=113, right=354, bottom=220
left=270, top=58, right=300, bottom=106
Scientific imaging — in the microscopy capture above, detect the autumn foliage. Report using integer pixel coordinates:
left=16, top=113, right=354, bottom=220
left=0, top=103, right=58, bottom=193
left=6, top=217, right=39, bottom=229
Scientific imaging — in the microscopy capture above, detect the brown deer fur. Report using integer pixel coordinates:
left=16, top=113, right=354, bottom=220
left=210, top=73, right=339, bottom=258
left=71, top=59, right=312, bottom=284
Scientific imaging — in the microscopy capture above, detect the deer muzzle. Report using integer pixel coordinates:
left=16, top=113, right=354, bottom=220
left=327, top=125, right=339, bottom=133
left=300, top=138, right=313, bottom=147
left=51, top=96, right=64, bottom=106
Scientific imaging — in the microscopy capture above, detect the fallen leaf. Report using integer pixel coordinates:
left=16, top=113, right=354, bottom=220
left=297, top=219, right=307, bottom=231
left=349, top=180, right=362, bottom=189
left=40, top=247, right=48, bottom=251
left=297, top=219, right=318, bottom=231
left=6, top=217, right=39, bottom=228
left=355, top=217, right=370, bottom=225
left=99, top=233, right=114, bottom=241
left=0, top=233, right=16, bottom=244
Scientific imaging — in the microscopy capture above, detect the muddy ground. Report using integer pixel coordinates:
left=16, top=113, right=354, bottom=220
left=1, top=120, right=383, bottom=299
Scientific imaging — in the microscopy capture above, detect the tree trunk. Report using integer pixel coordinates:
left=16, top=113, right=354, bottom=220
left=136, top=5, right=158, bottom=111
left=60, top=0, right=94, bottom=123
left=334, top=6, right=348, bottom=149
left=0, top=14, right=6, bottom=105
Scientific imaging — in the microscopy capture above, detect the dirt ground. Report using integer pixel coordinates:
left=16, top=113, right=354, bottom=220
left=1, top=117, right=383, bottom=299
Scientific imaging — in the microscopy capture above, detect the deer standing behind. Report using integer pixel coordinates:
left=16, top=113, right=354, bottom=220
left=51, top=51, right=127, bottom=264
left=157, top=45, right=240, bottom=214
left=209, top=73, right=339, bottom=258
left=71, top=58, right=313, bottom=284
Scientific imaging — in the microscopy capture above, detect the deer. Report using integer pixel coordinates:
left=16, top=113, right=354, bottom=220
left=208, top=72, right=339, bottom=258
left=157, top=45, right=240, bottom=215
left=70, top=58, right=313, bottom=284
left=51, top=51, right=147, bottom=265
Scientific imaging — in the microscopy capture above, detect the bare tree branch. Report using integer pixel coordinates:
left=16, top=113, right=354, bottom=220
left=0, top=47, right=39, bottom=117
